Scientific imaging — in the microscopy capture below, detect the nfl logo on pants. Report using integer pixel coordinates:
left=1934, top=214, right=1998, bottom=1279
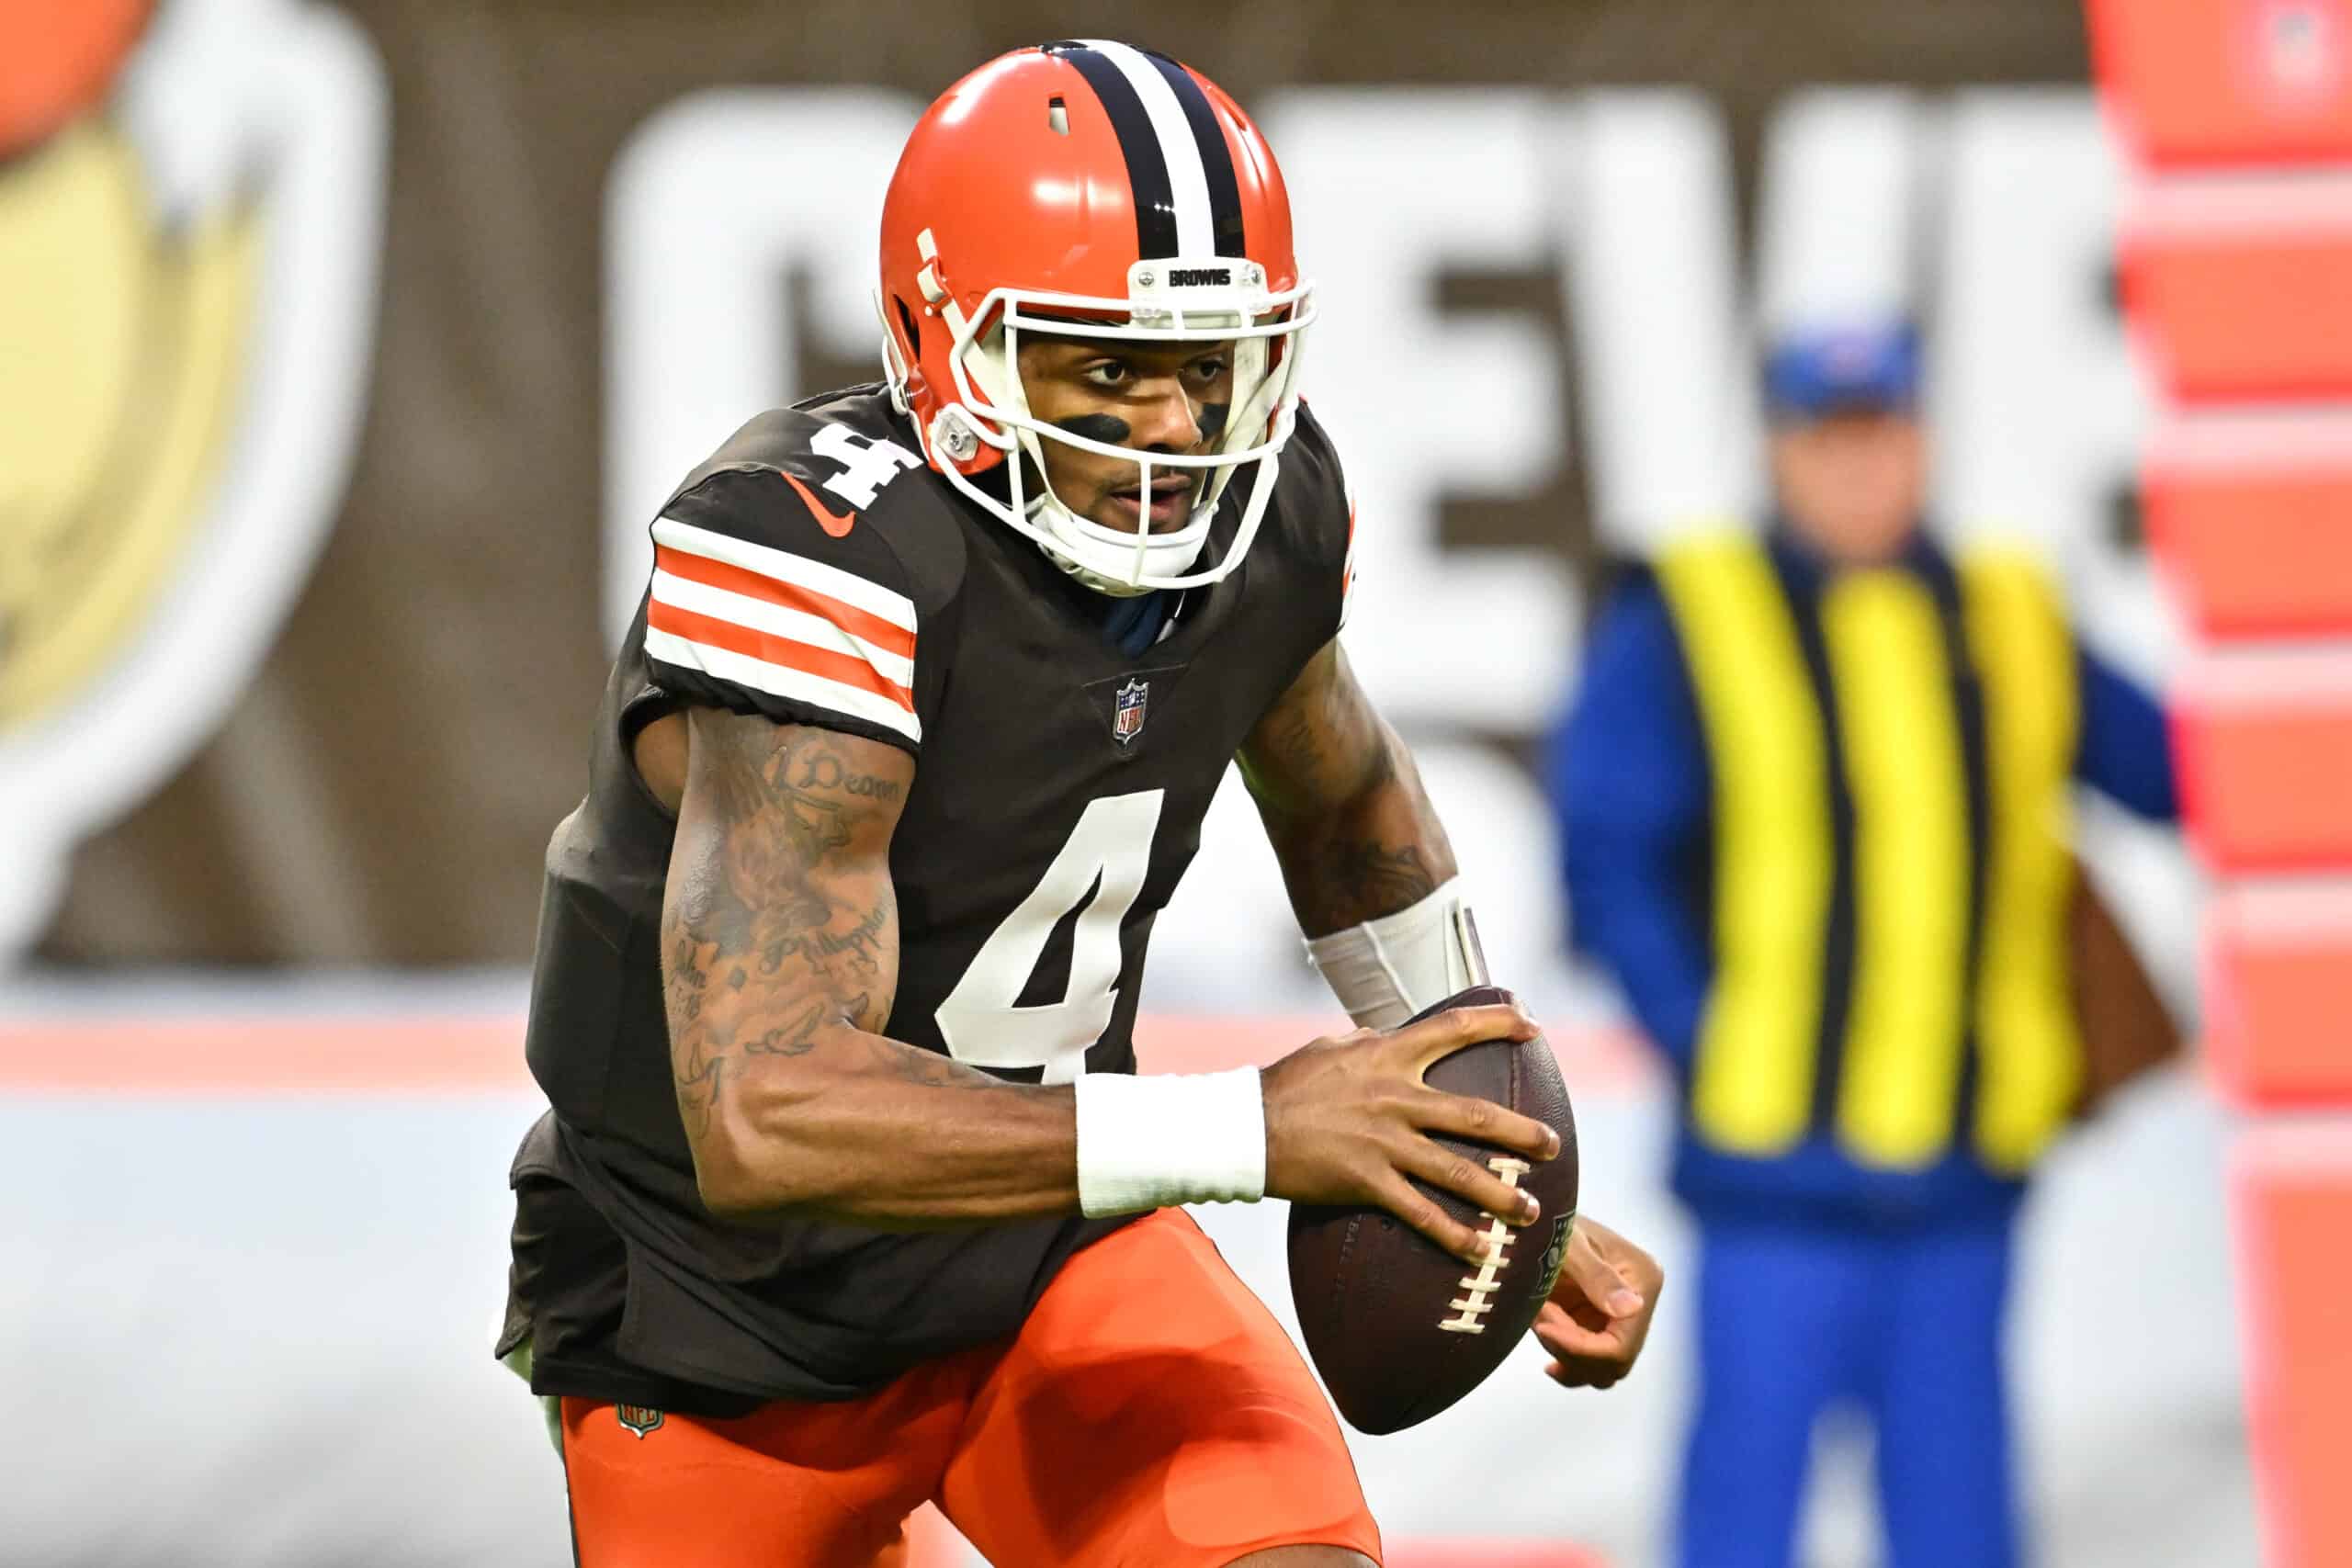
left=1113, top=679, right=1149, bottom=746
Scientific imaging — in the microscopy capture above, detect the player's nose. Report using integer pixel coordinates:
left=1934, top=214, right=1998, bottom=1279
left=1131, top=380, right=1205, bottom=454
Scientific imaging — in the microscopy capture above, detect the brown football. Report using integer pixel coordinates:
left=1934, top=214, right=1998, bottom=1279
left=1286, top=985, right=1579, bottom=1435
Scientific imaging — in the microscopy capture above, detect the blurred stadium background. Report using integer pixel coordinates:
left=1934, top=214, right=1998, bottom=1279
left=9, top=0, right=2345, bottom=1562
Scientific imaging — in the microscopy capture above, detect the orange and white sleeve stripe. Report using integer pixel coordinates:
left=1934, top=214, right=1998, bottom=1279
left=643, top=516, right=921, bottom=743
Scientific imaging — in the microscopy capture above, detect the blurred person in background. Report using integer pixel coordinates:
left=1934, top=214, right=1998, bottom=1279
left=1546, top=322, right=2180, bottom=1568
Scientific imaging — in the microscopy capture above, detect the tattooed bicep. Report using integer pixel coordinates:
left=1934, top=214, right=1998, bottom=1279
left=1238, top=640, right=1391, bottom=817
left=683, top=713, right=914, bottom=847
left=663, top=715, right=913, bottom=1140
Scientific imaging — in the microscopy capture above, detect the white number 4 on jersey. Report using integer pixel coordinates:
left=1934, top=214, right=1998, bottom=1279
left=933, top=790, right=1165, bottom=1084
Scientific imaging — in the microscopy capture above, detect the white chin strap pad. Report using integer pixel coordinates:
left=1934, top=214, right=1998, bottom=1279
left=1303, top=876, right=1491, bottom=1031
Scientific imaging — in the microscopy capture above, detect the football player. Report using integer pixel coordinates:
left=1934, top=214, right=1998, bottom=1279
left=500, top=39, right=1662, bottom=1567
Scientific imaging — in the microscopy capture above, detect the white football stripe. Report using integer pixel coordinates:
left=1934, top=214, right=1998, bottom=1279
left=651, top=569, right=914, bottom=688
left=646, top=627, right=922, bottom=743
left=1086, top=39, right=1214, bottom=257
left=651, top=516, right=917, bottom=633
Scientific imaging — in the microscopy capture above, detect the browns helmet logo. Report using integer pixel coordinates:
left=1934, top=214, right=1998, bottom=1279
left=616, top=1404, right=664, bottom=1438
left=0, top=0, right=385, bottom=956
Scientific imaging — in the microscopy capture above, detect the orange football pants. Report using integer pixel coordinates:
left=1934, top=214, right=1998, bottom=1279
left=559, top=1208, right=1382, bottom=1567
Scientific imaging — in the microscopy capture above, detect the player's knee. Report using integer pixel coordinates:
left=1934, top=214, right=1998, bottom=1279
left=1222, top=1550, right=1377, bottom=1568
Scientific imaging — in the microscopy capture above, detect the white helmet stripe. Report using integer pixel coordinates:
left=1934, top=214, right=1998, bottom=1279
left=1084, top=39, right=1215, bottom=257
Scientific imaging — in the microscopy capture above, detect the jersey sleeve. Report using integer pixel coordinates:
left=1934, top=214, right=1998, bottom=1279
left=642, top=467, right=926, bottom=753
left=1283, top=401, right=1357, bottom=641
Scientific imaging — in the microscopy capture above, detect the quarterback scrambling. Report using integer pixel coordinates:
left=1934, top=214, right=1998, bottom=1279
left=500, top=39, right=1661, bottom=1566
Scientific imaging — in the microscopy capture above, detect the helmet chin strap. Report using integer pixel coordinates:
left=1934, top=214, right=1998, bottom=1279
left=1012, top=434, right=1211, bottom=598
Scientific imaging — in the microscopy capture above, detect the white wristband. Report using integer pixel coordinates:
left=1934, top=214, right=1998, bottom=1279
left=1073, top=1068, right=1267, bottom=1217
left=1303, top=875, right=1490, bottom=1030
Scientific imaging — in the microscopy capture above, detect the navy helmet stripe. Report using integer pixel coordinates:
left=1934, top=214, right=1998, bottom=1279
left=1143, top=52, right=1247, bottom=259
left=1044, top=43, right=1181, bottom=258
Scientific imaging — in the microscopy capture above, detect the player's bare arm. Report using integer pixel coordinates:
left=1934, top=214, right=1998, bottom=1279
left=660, top=707, right=1084, bottom=1224
left=1241, top=638, right=1665, bottom=1374
left=653, top=702, right=1554, bottom=1262
left=1238, top=637, right=1450, bottom=937
left=1227, top=637, right=1567, bottom=1261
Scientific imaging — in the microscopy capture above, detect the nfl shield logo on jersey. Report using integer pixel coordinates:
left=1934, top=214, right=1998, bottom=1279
left=1112, top=679, right=1149, bottom=746
left=616, top=1404, right=664, bottom=1438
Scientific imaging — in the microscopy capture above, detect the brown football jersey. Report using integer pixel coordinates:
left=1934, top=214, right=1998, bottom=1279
left=502, top=386, right=1351, bottom=1407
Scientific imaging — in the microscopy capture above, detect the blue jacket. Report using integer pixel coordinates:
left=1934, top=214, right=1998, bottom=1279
left=1547, top=536, right=2178, bottom=1227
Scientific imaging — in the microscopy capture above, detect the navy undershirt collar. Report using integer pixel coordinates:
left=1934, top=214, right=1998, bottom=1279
left=1094, top=588, right=1179, bottom=656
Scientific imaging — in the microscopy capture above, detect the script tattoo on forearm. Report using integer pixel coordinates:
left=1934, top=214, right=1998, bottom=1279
left=665, top=720, right=902, bottom=1139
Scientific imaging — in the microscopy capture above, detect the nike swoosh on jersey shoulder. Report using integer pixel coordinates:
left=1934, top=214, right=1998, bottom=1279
left=660, top=397, right=975, bottom=617
left=780, top=469, right=857, bottom=536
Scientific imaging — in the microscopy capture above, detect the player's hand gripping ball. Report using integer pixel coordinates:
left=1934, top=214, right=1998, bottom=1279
left=1286, top=985, right=1578, bottom=1433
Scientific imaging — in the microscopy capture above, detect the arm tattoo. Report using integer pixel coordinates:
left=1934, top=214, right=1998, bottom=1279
left=864, top=1032, right=1016, bottom=1091
left=1324, top=841, right=1440, bottom=920
left=664, top=719, right=907, bottom=1140
left=1241, top=642, right=1457, bottom=937
left=1240, top=644, right=1389, bottom=817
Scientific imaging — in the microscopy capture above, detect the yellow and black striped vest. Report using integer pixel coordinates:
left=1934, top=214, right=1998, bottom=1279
left=1655, top=529, right=2082, bottom=1176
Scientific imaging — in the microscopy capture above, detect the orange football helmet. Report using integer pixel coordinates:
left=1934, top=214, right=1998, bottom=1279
left=877, top=41, right=1314, bottom=595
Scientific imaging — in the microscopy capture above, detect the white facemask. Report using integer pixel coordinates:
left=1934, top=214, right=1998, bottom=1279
left=885, top=253, right=1315, bottom=596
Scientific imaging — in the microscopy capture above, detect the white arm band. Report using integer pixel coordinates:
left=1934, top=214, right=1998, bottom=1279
left=1303, top=875, right=1490, bottom=1029
left=1072, top=1067, right=1267, bottom=1217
